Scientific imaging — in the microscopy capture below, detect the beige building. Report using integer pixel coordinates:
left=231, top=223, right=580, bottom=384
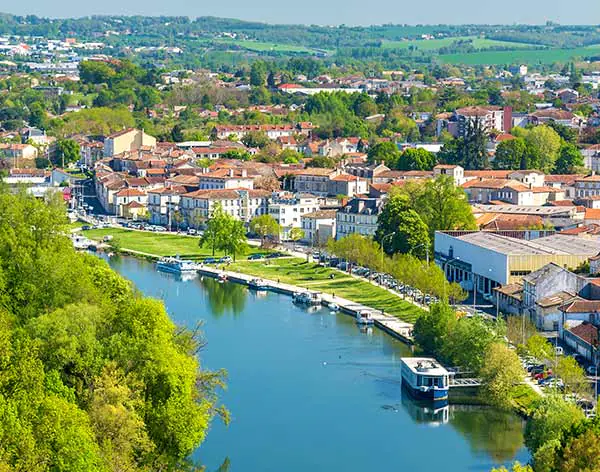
left=104, top=128, right=157, bottom=157
left=301, top=210, right=337, bottom=245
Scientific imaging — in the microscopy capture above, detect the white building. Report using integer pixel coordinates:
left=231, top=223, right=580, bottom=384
left=301, top=210, right=337, bottom=245
left=268, top=192, right=321, bottom=240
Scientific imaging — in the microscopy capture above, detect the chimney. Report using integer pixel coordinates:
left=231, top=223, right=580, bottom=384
left=229, top=169, right=234, bottom=177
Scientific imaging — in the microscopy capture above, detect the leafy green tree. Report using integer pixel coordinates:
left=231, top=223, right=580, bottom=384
left=201, top=203, right=231, bottom=255
left=249, top=61, right=267, bottom=87
left=307, top=155, right=336, bottom=168
left=222, top=149, right=252, bottom=161
left=79, top=60, right=116, bottom=84
left=241, top=131, right=270, bottom=148
left=479, top=342, right=523, bottom=408
left=493, top=138, right=528, bottom=170
left=555, top=355, right=591, bottom=397
left=439, top=118, right=489, bottom=170
left=416, top=176, right=476, bottom=235
left=396, top=148, right=437, bottom=171
left=443, top=317, right=500, bottom=372
left=524, top=125, right=562, bottom=172
left=54, top=139, right=81, bottom=167
left=289, top=227, right=305, bottom=242
left=553, top=143, right=584, bottom=174
left=28, top=102, right=47, bottom=129
left=525, top=395, right=584, bottom=452
left=249, top=214, right=280, bottom=247
left=375, top=193, right=430, bottom=257
left=170, top=123, right=184, bottom=142
left=560, top=429, right=600, bottom=472
left=224, top=218, right=247, bottom=261
left=367, top=141, right=400, bottom=167
left=413, top=302, right=456, bottom=355
left=526, top=334, right=553, bottom=362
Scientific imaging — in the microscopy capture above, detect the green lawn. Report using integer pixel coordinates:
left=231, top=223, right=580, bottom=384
left=381, top=36, right=535, bottom=51
left=82, top=228, right=266, bottom=259
left=214, top=38, right=317, bottom=54
left=229, top=258, right=425, bottom=323
left=439, top=46, right=600, bottom=65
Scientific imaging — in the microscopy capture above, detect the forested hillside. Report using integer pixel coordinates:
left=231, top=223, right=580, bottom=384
left=0, top=188, right=224, bottom=471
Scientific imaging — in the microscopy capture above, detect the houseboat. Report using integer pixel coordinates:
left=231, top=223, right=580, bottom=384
left=400, top=358, right=450, bottom=402
left=356, top=310, right=374, bottom=325
left=156, top=257, right=200, bottom=274
left=249, top=278, right=269, bottom=291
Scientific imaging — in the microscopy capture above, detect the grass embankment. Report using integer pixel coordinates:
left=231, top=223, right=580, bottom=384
left=509, top=384, right=541, bottom=417
left=82, top=228, right=266, bottom=259
left=229, top=258, right=425, bottom=323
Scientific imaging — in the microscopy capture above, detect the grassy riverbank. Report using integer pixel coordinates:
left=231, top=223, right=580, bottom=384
left=82, top=228, right=267, bottom=258
left=229, top=258, right=425, bottom=323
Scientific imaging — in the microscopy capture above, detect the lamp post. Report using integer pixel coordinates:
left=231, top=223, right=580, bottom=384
left=413, top=243, right=430, bottom=265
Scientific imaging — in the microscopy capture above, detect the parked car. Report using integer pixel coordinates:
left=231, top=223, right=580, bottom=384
left=219, top=256, right=233, bottom=263
left=81, top=225, right=91, bottom=231
left=203, top=258, right=216, bottom=264
left=266, top=252, right=283, bottom=259
left=248, top=253, right=264, bottom=260
left=587, top=365, right=598, bottom=376
left=187, top=228, right=197, bottom=236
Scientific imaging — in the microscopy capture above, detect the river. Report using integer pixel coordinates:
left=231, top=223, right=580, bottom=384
left=107, top=255, right=530, bottom=472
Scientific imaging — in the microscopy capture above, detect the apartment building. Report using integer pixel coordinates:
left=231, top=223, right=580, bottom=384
left=103, top=128, right=157, bottom=157
left=268, top=192, right=321, bottom=240
left=335, top=197, right=384, bottom=240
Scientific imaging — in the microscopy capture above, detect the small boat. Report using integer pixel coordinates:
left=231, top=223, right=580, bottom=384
left=292, top=291, right=322, bottom=306
left=356, top=310, right=374, bottom=325
left=249, top=278, right=269, bottom=291
left=218, top=273, right=228, bottom=283
left=329, top=302, right=340, bottom=312
left=157, top=257, right=200, bottom=274
left=400, top=357, right=450, bottom=402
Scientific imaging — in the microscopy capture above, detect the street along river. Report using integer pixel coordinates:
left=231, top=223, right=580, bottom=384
left=107, top=255, right=530, bottom=472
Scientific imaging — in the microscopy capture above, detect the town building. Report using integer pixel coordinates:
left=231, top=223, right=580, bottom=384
left=103, top=128, right=157, bottom=157
left=336, top=197, right=384, bottom=240
left=301, top=210, right=337, bottom=245
left=268, top=192, right=321, bottom=240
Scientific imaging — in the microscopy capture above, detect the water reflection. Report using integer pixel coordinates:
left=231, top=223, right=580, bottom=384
left=449, top=405, right=526, bottom=463
left=400, top=388, right=450, bottom=426
left=198, top=277, right=248, bottom=316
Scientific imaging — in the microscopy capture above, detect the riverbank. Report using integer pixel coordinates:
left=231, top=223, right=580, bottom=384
left=198, top=264, right=415, bottom=343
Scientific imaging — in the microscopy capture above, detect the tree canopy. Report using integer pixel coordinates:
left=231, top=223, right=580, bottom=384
left=0, top=188, right=224, bottom=470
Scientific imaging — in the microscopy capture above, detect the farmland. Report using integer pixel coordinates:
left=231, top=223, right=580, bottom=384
left=438, top=45, right=600, bottom=65
left=381, top=36, right=536, bottom=51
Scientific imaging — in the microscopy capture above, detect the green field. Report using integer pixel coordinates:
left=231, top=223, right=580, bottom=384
left=82, top=228, right=265, bottom=259
left=381, top=36, right=536, bottom=51
left=229, top=258, right=425, bottom=323
left=439, top=45, right=600, bottom=65
left=214, top=38, right=317, bottom=54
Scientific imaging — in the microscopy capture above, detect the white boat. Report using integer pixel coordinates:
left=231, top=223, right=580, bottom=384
left=356, top=310, right=374, bottom=325
left=292, top=291, right=322, bottom=306
left=329, top=302, right=340, bottom=312
left=156, top=257, right=200, bottom=274
left=218, top=273, right=228, bottom=283
left=400, top=357, right=450, bottom=402
left=249, top=278, right=269, bottom=290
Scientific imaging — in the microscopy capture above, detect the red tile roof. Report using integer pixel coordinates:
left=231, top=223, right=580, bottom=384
left=567, top=322, right=599, bottom=346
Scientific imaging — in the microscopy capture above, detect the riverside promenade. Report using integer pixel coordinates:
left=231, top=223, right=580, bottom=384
left=198, top=266, right=415, bottom=344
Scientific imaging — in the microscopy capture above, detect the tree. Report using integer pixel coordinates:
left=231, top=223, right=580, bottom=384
left=396, top=148, right=437, bottom=171
left=554, top=143, right=584, bottom=174
left=416, top=176, right=476, bottom=235
left=55, top=139, right=81, bottom=167
left=201, top=203, right=231, bottom=255
left=443, top=317, right=500, bottom=372
left=222, top=149, right=251, bottom=161
left=223, top=218, right=247, bottom=261
left=413, top=302, right=456, bottom=355
left=79, top=60, right=116, bottom=84
left=249, top=61, right=267, bottom=87
left=28, top=102, right=47, bottom=129
left=493, top=138, right=528, bottom=170
left=367, top=141, right=400, bottom=167
left=524, top=125, right=562, bottom=172
left=439, top=118, right=489, bottom=170
left=526, top=334, right=553, bottom=362
left=479, top=343, right=523, bottom=408
left=491, top=463, right=533, bottom=472
left=560, top=429, right=600, bottom=472
left=249, top=214, right=280, bottom=247
left=289, top=227, right=305, bottom=242
left=170, top=123, right=184, bottom=142
left=254, top=175, right=281, bottom=192
left=375, top=193, right=430, bottom=257
left=555, top=355, right=591, bottom=397
left=241, top=131, right=270, bottom=148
